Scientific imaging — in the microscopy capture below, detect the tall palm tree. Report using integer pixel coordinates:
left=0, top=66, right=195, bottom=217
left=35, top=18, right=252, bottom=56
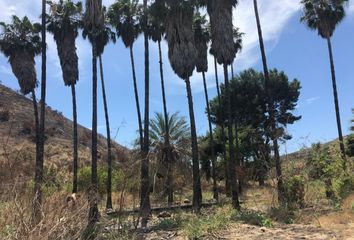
left=83, top=0, right=104, bottom=228
left=253, top=0, right=284, bottom=202
left=84, top=6, right=117, bottom=210
left=108, top=0, right=143, bottom=150
left=204, top=0, right=240, bottom=209
left=300, top=0, right=348, bottom=168
left=141, top=0, right=151, bottom=227
left=147, top=0, right=173, bottom=206
left=193, top=13, right=218, bottom=201
left=149, top=112, right=191, bottom=205
left=47, top=0, right=82, bottom=195
left=165, top=0, right=202, bottom=212
left=210, top=48, right=229, bottom=195
left=0, top=15, right=42, bottom=222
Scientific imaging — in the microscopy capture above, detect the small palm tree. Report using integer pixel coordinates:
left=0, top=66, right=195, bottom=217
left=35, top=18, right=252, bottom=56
left=0, top=15, right=42, bottom=223
left=205, top=0, right=240, bottom=209
left=193, top=13, right=218, bottom=201
left=83, top=0, right=104, bottom=228
left=108, top=0, right=143, bottom=150
left=47, top=0, right=82, bottom=195
left=300, top=0, right=348, bottom=167
left=149, top=112, right=191, bottom=205
left=165, top=0, right=202, bottom=212
left=84, top=6, right=117, bottom=210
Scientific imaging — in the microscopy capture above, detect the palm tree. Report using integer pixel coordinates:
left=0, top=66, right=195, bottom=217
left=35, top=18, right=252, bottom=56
left=205, top=0, right=240, bottom=209
left=147, top=0, right=173, bottom=206
left=210, top=48, right=229, bottom=195
left=0, top=15, right=42, bottom=222
left=141, top=0, right=151, bottom=227
left=165, top=0, right=202, bottom=212
left=47, top=0, right=82, bottom=195
left=300, top=0, right=348, bottom=168
left=149, top=112, right=191, bottom=205
left=83, top=0, right=104, bottom=228
left=253, top=0, right=284, bottom=202
left=84, top=6, right=117, bottom=210
left=108, top=0, right=143, bottom=150
left=193, top=13, right=218, bottom=201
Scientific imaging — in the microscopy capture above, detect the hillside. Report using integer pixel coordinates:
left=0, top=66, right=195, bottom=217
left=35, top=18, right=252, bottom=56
left=0, top=84, right=128, bottom=196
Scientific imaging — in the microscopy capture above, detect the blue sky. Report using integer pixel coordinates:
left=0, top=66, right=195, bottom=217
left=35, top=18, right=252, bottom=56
left=0, top=0, right=354, bottom=154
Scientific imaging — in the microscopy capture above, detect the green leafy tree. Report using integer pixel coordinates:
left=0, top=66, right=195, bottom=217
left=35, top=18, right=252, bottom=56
left=165, top=0, right=202, bottom=212
left=47, top=0, right=82, bottom=195
left=300, top=0, right=348, bottom=167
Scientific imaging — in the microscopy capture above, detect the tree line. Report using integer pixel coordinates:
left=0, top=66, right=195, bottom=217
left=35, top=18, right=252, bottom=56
left=0, top=0, right=350, bottom=234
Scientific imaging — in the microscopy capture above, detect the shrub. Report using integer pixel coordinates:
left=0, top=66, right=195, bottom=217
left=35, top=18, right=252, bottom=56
left=346, top=134, right=354, bottom=157
left=283, top=175, right=305, bottom=209
left=332, top=174, right=354, bottom=201
left=78, top=166, right=125, bottom=195
left=0, top=109, right=9, bottom=122
left=233, top=211, right=274, bottom=227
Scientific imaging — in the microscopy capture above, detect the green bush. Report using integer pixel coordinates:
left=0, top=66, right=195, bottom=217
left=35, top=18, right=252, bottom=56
left=78, top=166, right=125, bottom=195
left=283, top=175, right=305, bottom=209
left=233, top=211, right=274, bottom=227
left=346, top=134, right=354, bottom=157
left=332, top=174, right=354, bottom=201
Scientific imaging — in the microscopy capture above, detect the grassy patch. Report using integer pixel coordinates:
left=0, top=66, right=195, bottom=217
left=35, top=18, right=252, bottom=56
left=234, top=210, right=274, bottom=227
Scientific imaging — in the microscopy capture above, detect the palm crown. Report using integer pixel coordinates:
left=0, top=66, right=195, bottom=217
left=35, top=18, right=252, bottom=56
left=0, top=16, right=41, bottom=94
left=301, top=0, right=348, bottom=38
left=146, top=0, right=168, bottom=43
left=83, top=7, right=116, bottom=56
left=194, top=12, right=210, bottom=73
left=108, top=0, right=141, bottom=48
left=0, top=16, right=41, bottom=57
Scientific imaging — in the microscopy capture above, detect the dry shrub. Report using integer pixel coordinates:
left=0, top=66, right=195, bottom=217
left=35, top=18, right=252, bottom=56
left=0, top=191, right=89, bottom=240
left=0, top=108, right=10, bottom=122
left=20, top=121, right=35, bottom=136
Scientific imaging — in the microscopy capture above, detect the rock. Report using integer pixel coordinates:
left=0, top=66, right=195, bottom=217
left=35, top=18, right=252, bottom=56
left=183, top=199, right=191, bottom=204
left=260, top=227, right=267, bottom=232
left=158, top=211, right=171, bottom=218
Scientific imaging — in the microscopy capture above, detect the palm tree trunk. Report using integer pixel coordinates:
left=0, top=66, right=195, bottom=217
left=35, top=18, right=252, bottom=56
left=33, top=0, right=46, bottom=225
left=130, top=45, right=143, bottom=150
left=99, top=55, right=113, bottom=209
left=202, top=72, right=218, bottom=201
left=71, top=84, right=78, bottom=194
left=140, top=0, right=151, bottom=227
left=253, top=0, right=284, bottom=203
left=31, top=90, right=39, bottom=179
left=89, top=41, right=99, bottom=225
left=327, top=37, right=347, bottom=168
left=185, top=77, right=202, bottom=212
left=214, top=57, right=229, bottom=196
left=224, top=64, right=240, bottom=210
left=231, top=62, right=234, bottom=79
left=158, top=40, right=173, bottom=206
left=234, top=121, right=242, bottom=194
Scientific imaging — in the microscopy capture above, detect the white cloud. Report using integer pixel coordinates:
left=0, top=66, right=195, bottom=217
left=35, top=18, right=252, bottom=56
left=305, top=96, right=320, bottom=105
